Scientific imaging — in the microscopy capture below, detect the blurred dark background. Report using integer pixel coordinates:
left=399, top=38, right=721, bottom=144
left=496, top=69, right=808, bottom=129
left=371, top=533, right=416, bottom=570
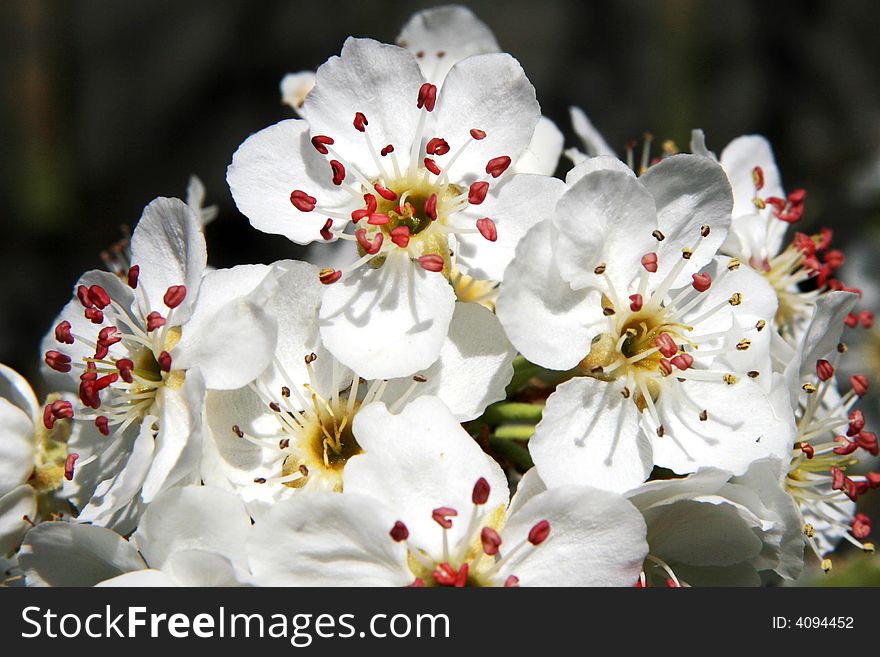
left=1, top=0, right=880, bottom=583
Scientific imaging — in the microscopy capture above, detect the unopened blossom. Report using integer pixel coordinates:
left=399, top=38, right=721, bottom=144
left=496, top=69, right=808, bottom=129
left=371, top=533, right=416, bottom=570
left=497, top=156, right=794, bottom=491
left=40, top=198, right=277, bottom=529
left=202, top=260, right=515, bottom=517
left=19, top=486, right=252, bottom=586
left=693, top=131, right=857, bottom=339
left=248, top=397, right=648, bottom=586
left=0, top=364, right=84, bottom=557
left=229, top=36, right=559, bottom=378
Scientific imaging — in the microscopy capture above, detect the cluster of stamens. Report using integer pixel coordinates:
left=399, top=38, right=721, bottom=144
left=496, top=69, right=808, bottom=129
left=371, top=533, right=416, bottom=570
left=388, top=477, right=550, bottom=587
left=290, top=82, right=511, bottom=284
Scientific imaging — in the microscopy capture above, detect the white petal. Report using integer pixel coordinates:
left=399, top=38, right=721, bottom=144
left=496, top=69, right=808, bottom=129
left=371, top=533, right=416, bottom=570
left=689, top=129, right=716, bottom=160
left=132, top=485, right=251, bottom=573
left=455, top=173, right=566, bottom=281
left=0, top=363, right=39, bottom=422
left=173, top=264, right=277, bottom=389
left=227, top=119, right=352, bottom=244
left=495, top=221, right=601, bottom=370
left=303, top=38, right=424, bottom=177
left=0, top=486, right=36, bottom=555
left=641, top=154, right=733, bottom=288
left=280, top=71, right=316, bottom=113
left=318, top=250, right=456, bottom=379
left=383, top=302, right=516, bottom=421
left=344, top=397, right=508, bottom=560
left=496, top=485, right=648, bottom=586
left=433, top=53, right=539, bottom=181
left=397, top=5, right=500, bottom=84
left=554, top=167, right=658, bottom=292
left=0, top=398, right=36, bottom=498
left=512, top=116, right=564, bottom=175
left=793, top=290, right=859, bottom=381
left=164, top=549, right=250, bottom=586
left=720, top=135, right=784, bottom=218
left=564, top=154, right=635, bottom=186
left=129, top=197, right=207, bottom=319
left=20, top=522, right=145, bottom=586
left=569, top=106, right=616, bottom=158
left=507, top=467, right=547, bottom=518
left=530, top=377, right=653, bottom=494
left=248, top=492, right=410, bottom=586
left=96, top=570, right=175, bottom=587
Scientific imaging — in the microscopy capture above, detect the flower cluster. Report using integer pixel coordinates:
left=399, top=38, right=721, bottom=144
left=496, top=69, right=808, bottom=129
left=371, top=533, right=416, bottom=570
left=3, top=6, right=877, bottom=587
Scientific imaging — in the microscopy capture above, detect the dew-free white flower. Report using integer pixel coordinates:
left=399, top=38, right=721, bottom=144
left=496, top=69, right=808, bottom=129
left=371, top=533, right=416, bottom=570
left=40, top=197, right=277, bottom=529
left=18, top=486, right=252, bottom=586
left=201, top=259, right=515, bottom=517
left=247, top=397, right=648, bottom=586
left=497, top=155, right=794, bottom=491
left=229, top=36, right=556, bottom=378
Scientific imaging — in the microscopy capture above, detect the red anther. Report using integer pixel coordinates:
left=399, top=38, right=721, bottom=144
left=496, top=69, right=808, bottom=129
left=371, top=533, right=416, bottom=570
left=816, top=359, right=834, bottom=382
left=98, top=326, right=121, bottom=348
left=432, top=506, right=457, bottom=529
left=45, top=350, right=72, bottom=373
left=851, top=374, right=869, bottom=397
left=409, top=578, right=425, bottom=588
left=851, top=513, right=872, bottom=540
left=55, top=320, right=74, bottom=344
left=77, top=285, right=93, bottom=308
left=424, top=193, right=438, bottom=221
left=95, top=416, right=110, bottom=436
left=823, top=250, right=845, bottom=271
left=116, top=358, right=134, bottom=383
left=63, top=453, right=79, bottom=481
left=320, top=218, right=334, bottom=241
left=79, top=381, right=100, bottom=409
left=481, top=527, right=502, bottom=556
left=788, top=188, right=806, bottom=204
left=88, top=285, right=111, bottom=310
left=50, top=400, right=73, bottom=420
left=859, top=310, right=874, bottom=329
left=691, top=272, right=712, bottom=292
left=641, top=252, right=658, bottom=273
left=528, top=519, right=550, bottom=545
left=843, top=477, right=865, bottom=502
left=426, top=137, right=450, bottom=156
left=848, top=410, right=866, bottom=436
left=84, top=308, right=104, bottom=324
left=373, top=183, right=397, bottom=201
left=856, top=431, right=878, bottom=456
left=486, top=156, right=512, bottom=178
left=157, top=351, right=172, bottom=373
left=389, top=521, right=409, bottom=542
left=94, top=373, right=118, bottom=391
left=353, top=112, right=368, bottom=132
left=42, top=404, right=56, bottom=429
left=355, top=228, right=384, bottom=255
left=468, top=181, right=489, bottom=205
left=454, top=563, right=469, bottom=588
left=319, top=268, right=342, bottom=285
left=845, top=312, right=859, bottom=328
left=671, top=353, right=694, bottom=371
left=330, top=160, right=346, bottom=185
left=752, top=166, right=765, bottom=191
left=503, top=575, right=520, bottom=588
left=833, top=436, right=858, bottom=456
left=799, top=442, right=815, bottom=459
left=367, top=212, right=390, bottom=226
left=290, top=190, right=317, bottom=212
left=827, top=280, right=862, bottom=296
left=380, top=144, right=394, bottom=156
left=146, top=311, right=166, bottom=332
left=390, top=226, right=411, bottom=248
left=418, top=254, right=445, bottom=272
left=476, top=217, right=497, bottom=242
left=818, top=227, right=833, bottom=250
left=127, top=265, right=139, bottom=289
left=765, top=197, right=785, bottom=212
left=629, top=294, right=643, bottom=312
left=831, top=466, right=845, bottom=490
left=350, top=208, right=369, bottom=223
left=432, top=562, right=457, bottom=586
left=666, top=578, right=680, bottom=588
left=868, top=472, right=880, bottom=488
left=423, top=157, right=441, bottom=175
left=363, top=193, right=377, bottom=213
left=163, top=285, right=187, bottom=309
left=792, top=232, right=815, bottom=255
left=470, top=128, right=487, bottom=140
left=310, top=134, right=334, bottom=155
left=654, top=333, right=678, bottom=358
left=416, top=83, right=437, bottom=111
left=472, top=477, right=490, bottom=505
left=659, top=359, right=673, bottom=376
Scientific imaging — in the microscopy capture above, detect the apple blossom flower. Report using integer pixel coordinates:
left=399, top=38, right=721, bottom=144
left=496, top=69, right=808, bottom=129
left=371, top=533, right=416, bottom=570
left=40, top=197, right=278, bottom=529
left=497, top=156, right=795, bottom=491
left=201, top=259, right=515, bottom=517
left=229, top=36, right=557, bottom=378
left=18, top=486, right=252, bottom=586
left=248, top=397, right=648, bottom=586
